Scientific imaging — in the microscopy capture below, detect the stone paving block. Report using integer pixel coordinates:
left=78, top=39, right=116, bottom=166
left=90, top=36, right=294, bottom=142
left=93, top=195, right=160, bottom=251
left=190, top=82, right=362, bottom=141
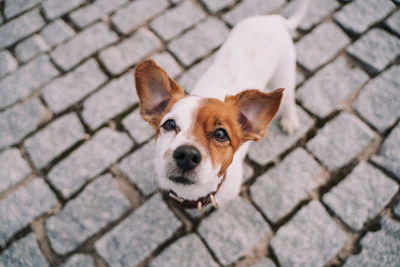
left=178, top=55, right=214, bottom=91
left=149, top=234, right=219, bottom=267
left=347, top=29, right=400, bottom=75
left=50, top=22, right=118, bottom=70
left=96, top=194, right=182, bottom=267
left=0, top=178, right=57, bottom=246
left=372, top=122, right=400, bottom=181
left=111, top=0, right=169, bottom=35
left=119, top=141, right=157, bottom=195
left=223, top=0, right=285, bottom=26
left=306, top=112, right=374, bottom=171
left=46, top=174, right=130, bottom=254
left=168, top=17, right=229, bottom=67
left=252, top=257, right=276, bottom=267
left=14, top=34, right=49, bottom=63
left=281, top=0, right=339, bottom=31
left=0, top=54, right=58, bottom=109
left=394, top=202, right=400, bottom=218
left=0, top=50, right=17, bottom=78
left=385, top=10, right=400, bottom=36
left=344, top=217, right=400, bottom=267
left=99, top=28, right=161, bottom=75
left=296, top=57, right=368, bottom=118
left=42, top=59, right=107, bottom=113
left=41, top=20, right=75, bottom=48
left=198, top=197, right=271, bottom=265
left=62, top=254, right=95, bottom=267
left=0, top=98, right=48, bottom=150
left=251, top=148, right=325, bottom=223
left=353, top=65, right=400, bottom=133
left=271, top=201, right=347, bottom=266
left=201, top=0, right=236, bottom=13
left=70, top=0, right=127, bottom=28
left=150, top=52, right=183, bottom=79
left=82, top=73, right=138, bottom=130
left=48, top=128, right=132, bottom=198
left=42, top=0, right=85, bottom=20
left=150, top=1, right=206, bottom=41
left=334, top=0, right=395, bottom=36
left=248, top=107, right=314, bottom=166
left=243, top=161, right=254, bottom=183
left=296, top=69, right=305, bottom=86
left=296, top=22, right=350, bottom=72
left=0, top=9, right=44, bottom=49
left=0, top=234, right=48, bottom=266
left=4, top=0, right=42, bottom=19
left=122, top=108, right=154, bottom=144
left=323, top=162, right=398, bottom=231
left=0, top=148, right=30, bottom=194
left=24, top=113, right=85, bottom=169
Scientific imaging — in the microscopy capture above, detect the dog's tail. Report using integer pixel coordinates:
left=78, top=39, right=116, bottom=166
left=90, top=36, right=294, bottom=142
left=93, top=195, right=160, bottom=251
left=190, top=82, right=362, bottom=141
left=285, top=0, right=309, bottom=31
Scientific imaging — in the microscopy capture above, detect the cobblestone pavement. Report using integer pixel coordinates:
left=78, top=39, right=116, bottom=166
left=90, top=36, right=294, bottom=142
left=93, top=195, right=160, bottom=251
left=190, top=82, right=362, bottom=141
left=0, top=0, right=399, bottom=266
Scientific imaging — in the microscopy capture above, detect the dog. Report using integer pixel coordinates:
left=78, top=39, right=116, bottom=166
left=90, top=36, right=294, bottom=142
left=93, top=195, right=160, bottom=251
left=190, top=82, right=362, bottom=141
left=134, top=0, right=309, bottom=210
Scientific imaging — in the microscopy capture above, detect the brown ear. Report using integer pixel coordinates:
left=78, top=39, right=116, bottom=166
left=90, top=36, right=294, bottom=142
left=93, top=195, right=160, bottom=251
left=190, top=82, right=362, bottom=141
left=135, top=60, right=185, bottom=129
left=225, top=88, right=284, bottom=141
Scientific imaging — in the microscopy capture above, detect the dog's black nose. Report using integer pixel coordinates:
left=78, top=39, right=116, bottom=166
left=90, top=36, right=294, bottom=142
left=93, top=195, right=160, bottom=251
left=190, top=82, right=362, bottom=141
left=173, top=145, right=201, bottom=171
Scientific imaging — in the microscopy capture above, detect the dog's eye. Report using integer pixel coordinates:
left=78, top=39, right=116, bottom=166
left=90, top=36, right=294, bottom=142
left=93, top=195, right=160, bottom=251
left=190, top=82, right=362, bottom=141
left=161, top=119, right=176, bottom=131
left=212, top=128, right=229, bottom=142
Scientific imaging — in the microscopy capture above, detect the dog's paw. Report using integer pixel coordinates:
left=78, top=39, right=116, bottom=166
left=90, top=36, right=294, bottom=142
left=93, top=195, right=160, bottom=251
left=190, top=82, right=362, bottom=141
left=280, top=113, right=300, bottom=134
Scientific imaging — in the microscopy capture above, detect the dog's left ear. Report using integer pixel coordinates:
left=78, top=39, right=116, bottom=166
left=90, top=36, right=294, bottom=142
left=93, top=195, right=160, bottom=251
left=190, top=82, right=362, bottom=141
left=135, top=60, right=185, bottom=129
left=225, top=88, right=284, bottom=142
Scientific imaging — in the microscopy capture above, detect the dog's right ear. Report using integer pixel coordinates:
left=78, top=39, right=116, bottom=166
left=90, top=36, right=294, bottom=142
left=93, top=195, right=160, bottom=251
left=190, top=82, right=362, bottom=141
left=135, top=60, right=185, bottom=129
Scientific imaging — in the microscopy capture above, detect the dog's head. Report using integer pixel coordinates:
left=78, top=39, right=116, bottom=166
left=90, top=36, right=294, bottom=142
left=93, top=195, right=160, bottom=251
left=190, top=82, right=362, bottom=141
left=135, top=60, right=283, bottom=202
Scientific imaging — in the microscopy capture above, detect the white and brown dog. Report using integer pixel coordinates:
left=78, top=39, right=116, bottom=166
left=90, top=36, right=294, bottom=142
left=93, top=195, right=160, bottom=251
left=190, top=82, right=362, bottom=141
left=135, top=0, right=308, bottom=210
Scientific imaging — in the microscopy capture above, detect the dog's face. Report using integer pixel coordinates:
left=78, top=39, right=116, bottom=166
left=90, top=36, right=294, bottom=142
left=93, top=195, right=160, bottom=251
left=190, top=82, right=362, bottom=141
left=135, top=60, right=283, bottom=201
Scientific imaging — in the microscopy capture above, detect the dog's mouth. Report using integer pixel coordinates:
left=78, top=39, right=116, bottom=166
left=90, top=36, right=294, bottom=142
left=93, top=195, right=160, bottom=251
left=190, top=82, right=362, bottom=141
left=167, top=190, right=218, bottom=211
left=168, top=176, right=195, bottom=185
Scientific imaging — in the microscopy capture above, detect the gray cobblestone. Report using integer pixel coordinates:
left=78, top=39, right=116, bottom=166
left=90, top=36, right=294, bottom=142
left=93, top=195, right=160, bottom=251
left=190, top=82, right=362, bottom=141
left=150, top=234, right=218, bottom=267
left=0, top=9, right=44, bottom=49
left=394, top=202, right=400, bottom=218
left=0, top=178, right=57, bottom=246
left=62, top=254, right=95, bottom=267
left=271, top=201, right=347, bottom=266
left=223, top=0, right=285, bottom=26
left=48, top=128, right=132, bottom=198
left=0, top=98, right=48, bottom=150
left=50, top=22, right=118, bottom=70
left=0, top=148, right=31, bottom=194
left=201, top=0, right=236, bottom=13
left=96, top=194, right=182, bottom=267
left=70, top=0, right=127, bottom=28
left=385, top=10, right=400, bottom=36
left=99, top=28, right=161, bottom=75
left=296, top=70, right=305, bottom=86
left=347, top=29, right=400, bottom=75
left=41, top=20, right=75, bottom=48
left=307, top=112, right=374, bottom=171
left=42, top=0, right=85, bottom=20
left=178, top=55, right=214, bottom=91
left=119, top=141, right=157, bottom=195
left=24, top=113, right=85, bottom=169
left=354, top=66, right=400, bottom=133
left=372, top=122, right=400, bottom=181
left=122, top=108, right=154, bottom=144
left=198, top=197, right=271, bottom=265
left=150, top=1, right=206, bottom=41
left=0, top=234, right=48, bottom=266
left=334, top=0, right=395, bottom=36
left=168, top=17, right=229, bottom=67
left=4, top=0, right=42, bottom=19
left=0, top=50, right=17, bottom=78
left=248, top=107, right=314, bottom=166
left=111, top=0, right=169, bottom=35
left=15, top=34, right=49, bottom=63
left=344, top=217, right=400, bottom=267
left=251, top=148, right=325, bottom=223
left=296, top=22, right=350, bottom=72
left=82, top=73, right=138, bottom=130
left=0, top=54, right=58, bottom=109
left=296, top=57, right=368, bottom=118
left=42, top=59, right=107, bottom=113
left=323, top=162, right=398, bottom=231
left=46, top=174, right=130, bottom=254
left=252, top=258, right=276, bottom=267
left=150, top=52, right=183, bottom=79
